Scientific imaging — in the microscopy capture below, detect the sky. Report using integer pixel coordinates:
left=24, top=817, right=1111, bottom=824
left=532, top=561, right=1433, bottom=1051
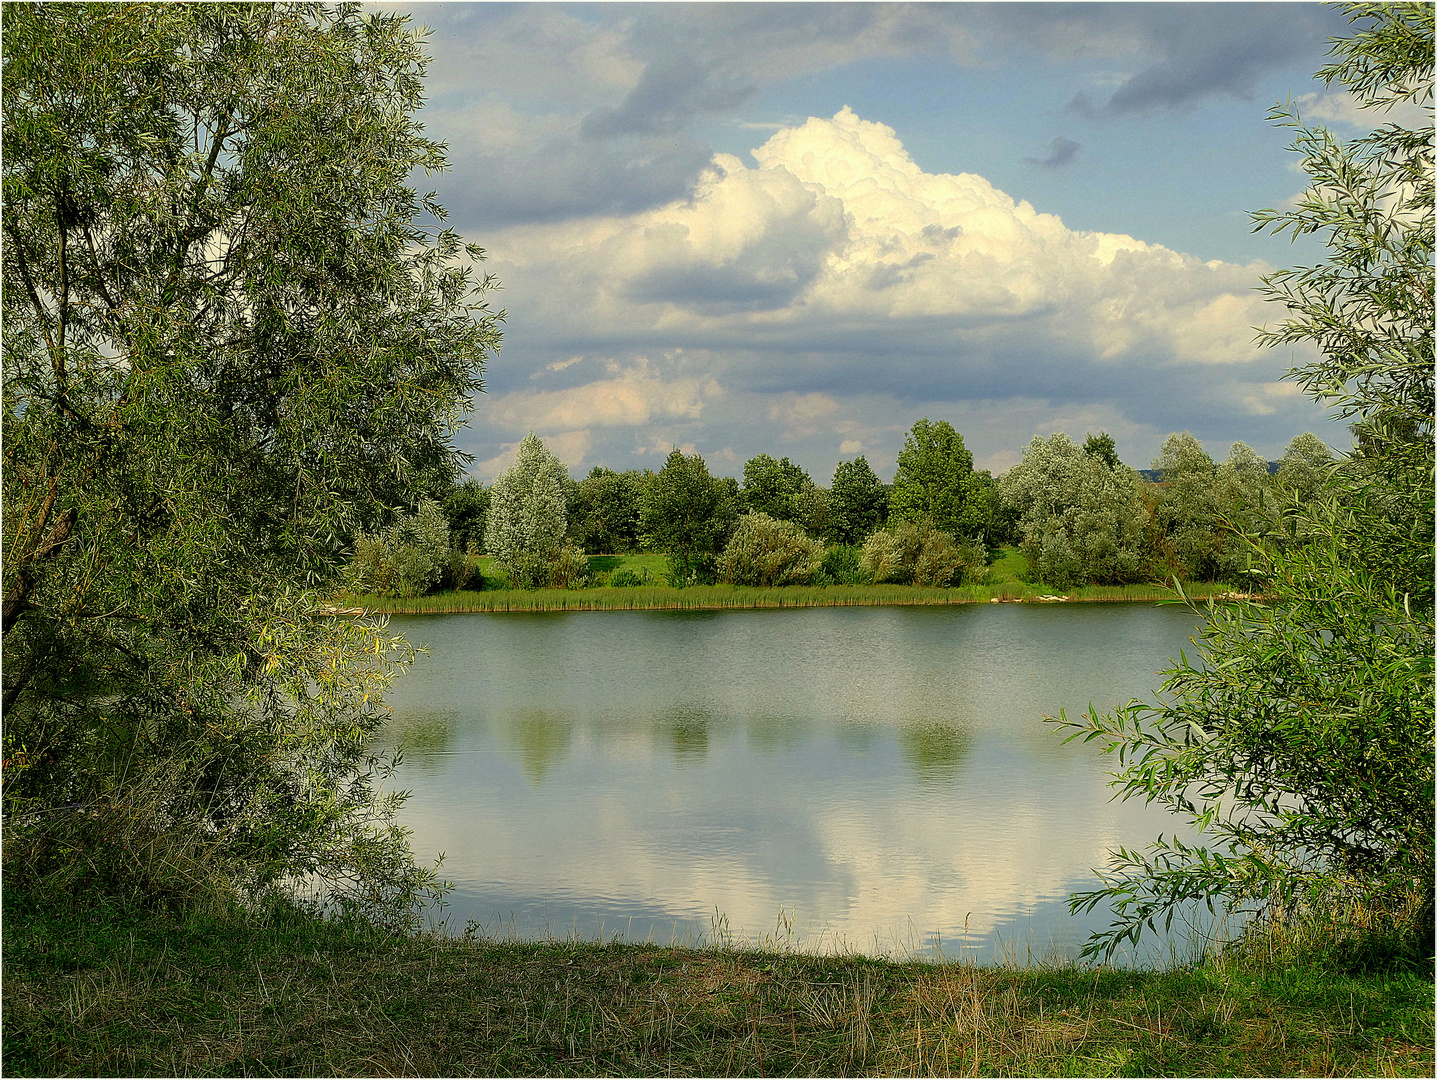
left=378, top=2, right=1390, bottom=482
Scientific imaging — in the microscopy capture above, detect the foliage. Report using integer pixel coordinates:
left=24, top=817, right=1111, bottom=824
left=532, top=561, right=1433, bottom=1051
left=0, top=4, right=499, bottom=922
left=888, top=418, right=989, bottom=539
left=484, top=433, right=569, bottom=589
left=608, top=569, right=644, bottom=588
left=740, top=453, right=829, bottom=538
left=1147, top=432, right=1225, bottom=581
left=861, top=520, right=983, bottom=588
left=1252, top=0, right=1434, bottom=610
left=640, top=449, right=738, bottom=586
left=1146, top=433, right=1274, bottom=583
left=1000, top=433, right=1151, bottom=588
left=351, top=500, right=452, bottom=598
left=1059, top=509, right=1434, bottom=959
left=819, top=543, right=867, bottom=585
left=1058, top=2, right=1435, bottom=962
left=1275, top=432, right=1337, bottom=503
left=567, top=467, right=644, bottom=554
left=826, top=455, right=888, bottom=545
left=1083, top=431, right=1122, bottom=470
left=740, top=454, right=808, bottom=519
left=442, top=479, right=490, bottom=556
left=716, top=512, right=824, bottom=587
left=547, top=539, right=589, bottom=590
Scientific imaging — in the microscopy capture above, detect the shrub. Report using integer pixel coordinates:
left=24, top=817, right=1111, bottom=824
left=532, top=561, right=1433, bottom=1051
left=351, top=500, right=452, bottom=598
left=861, top=521, right=984, bottom=587
left=609, top=569, right=644, bottom=588
left=820, top=543, right=867, bottom=585
left=547, top=540, right=589, bottom=589
left=716, top=512, right=824, bottom=587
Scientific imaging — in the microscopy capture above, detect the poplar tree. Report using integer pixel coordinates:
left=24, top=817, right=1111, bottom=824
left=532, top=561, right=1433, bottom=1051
left=484, top=433, right=571, bottom=589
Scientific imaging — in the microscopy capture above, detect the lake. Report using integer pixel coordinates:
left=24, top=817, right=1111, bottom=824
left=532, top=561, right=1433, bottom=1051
left=377, top=602, right=1213, bottom=964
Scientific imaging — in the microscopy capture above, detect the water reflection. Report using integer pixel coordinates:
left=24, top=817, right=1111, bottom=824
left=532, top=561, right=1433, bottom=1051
left=661, top=708, right=710, bottom=760
left=898, top=722, right=972, bottom=782
left=505, top=710, right=574, bottom=781
left=385, top=708, right=460, bottom=773
left=378, top=604, right=1206, bottom=963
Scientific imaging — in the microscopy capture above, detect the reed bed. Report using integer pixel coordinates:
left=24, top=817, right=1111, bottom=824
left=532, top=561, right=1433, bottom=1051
left=341, top=581, right=1234, bottom=616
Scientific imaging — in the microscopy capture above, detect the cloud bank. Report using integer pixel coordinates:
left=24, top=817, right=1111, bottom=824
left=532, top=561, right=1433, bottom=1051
left=462, top=108, right=1326, bottom=479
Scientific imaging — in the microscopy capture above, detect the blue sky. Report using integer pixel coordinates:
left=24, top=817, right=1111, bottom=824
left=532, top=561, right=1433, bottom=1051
left=381, top=2, right=1387, bottom=482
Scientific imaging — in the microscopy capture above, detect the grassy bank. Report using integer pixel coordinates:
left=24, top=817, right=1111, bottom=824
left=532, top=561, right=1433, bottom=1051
left=339, top=547, right=1244, bottom=614
left=4, top=893, right=1430, bottom=1077
left=342, top=581, right=1239, bottom=615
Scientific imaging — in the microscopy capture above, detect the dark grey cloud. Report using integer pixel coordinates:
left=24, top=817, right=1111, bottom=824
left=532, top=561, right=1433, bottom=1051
left=581, top=54, right=756, bottom=139
left=1038, top=3, right=1348, bottom=117
left=434, top=131, right=714, bottom=229
left=1024, top=136, right=1082, bottom=168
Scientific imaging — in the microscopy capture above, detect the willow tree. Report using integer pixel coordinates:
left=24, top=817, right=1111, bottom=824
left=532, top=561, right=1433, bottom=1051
left=484, top=433, right=570, bottom=588
left=1, top=4, right=502, bottom=924
left=1059, top=2, right=1433, bottom=962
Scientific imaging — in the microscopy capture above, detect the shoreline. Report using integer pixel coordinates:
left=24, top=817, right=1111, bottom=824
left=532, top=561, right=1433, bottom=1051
left=333, top=583, right=1255, bottom=616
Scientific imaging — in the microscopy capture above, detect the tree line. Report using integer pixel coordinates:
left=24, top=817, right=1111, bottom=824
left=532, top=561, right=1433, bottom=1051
left=351, top=419, right=1338, bottom=595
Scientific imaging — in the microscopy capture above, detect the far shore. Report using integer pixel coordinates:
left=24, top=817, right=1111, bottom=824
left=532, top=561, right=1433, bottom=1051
left=332, top=581, right=1252, bottom=616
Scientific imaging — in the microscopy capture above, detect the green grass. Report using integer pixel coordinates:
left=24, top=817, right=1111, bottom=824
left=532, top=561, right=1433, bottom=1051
left=4, top=890, right=1431, bottom=1077
left=339, top=547, right=1244, bottom=614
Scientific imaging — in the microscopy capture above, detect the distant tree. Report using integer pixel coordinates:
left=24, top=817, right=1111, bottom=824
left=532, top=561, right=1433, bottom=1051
left=828, top=456, right=888, bottom=544
left=1275, top=433, right=1336, bottom=503
left=484, top=434, right=569, bottom=588
left=1149, top=432, right=1227, bottom=581
left=568, top=467, right=642, bottom=554
left=716, top=513, right=824, bottom=587
left=741, top=455, right=809, bottom=518
left=889, top=418, right=989, bottom=538
left=1000, top=434, right=1151, bottom=588
left=1214, top=442, right=1277, bottom=577
left=1083, top=431, right=1122, bottom=470
left=442, top=479, right=490, bottom=555
left=640, top=449, right=738, bottom=585
left=739, top=454, right=830, bottom=537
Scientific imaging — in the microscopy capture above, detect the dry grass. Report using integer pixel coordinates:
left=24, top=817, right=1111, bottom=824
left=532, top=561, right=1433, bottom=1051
left=4, top=894, right=1431, bottom=1077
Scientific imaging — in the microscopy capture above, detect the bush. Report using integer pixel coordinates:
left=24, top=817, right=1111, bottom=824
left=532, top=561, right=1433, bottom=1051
left=820, top=543, right=867, bottom=585
left=547, top=541, right=589, bottom=590
left=716, top=512, right=824, bottom=587
left=609, top=569, right=644, bottom=588
left=861, top=521, right=984, bottom=587
left=351, top=500, right=452, bottom=598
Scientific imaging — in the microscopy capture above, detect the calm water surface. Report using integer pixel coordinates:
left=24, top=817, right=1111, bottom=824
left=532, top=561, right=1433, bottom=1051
left=378, top=603, right=1209, bottom=963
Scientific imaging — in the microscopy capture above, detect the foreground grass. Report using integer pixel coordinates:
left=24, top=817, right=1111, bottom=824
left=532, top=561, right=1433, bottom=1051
left=4, top=894, right=1431, bottom=1077
left=343, top=581, right=1238, bottom=615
